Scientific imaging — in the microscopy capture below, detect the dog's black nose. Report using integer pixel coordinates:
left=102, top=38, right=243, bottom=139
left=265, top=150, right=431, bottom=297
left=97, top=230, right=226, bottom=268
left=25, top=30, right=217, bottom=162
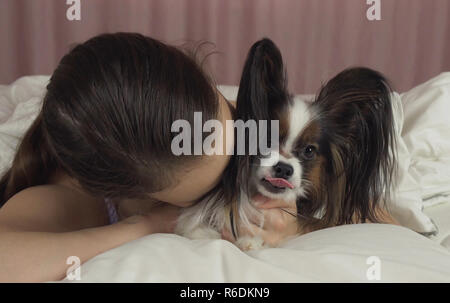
left=273, top=162, right=293, bottom=179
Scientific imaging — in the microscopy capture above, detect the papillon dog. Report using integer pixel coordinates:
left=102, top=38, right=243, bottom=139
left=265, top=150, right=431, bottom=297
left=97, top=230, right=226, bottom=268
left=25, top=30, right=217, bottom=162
left=175, top=38, right=398, bottom=250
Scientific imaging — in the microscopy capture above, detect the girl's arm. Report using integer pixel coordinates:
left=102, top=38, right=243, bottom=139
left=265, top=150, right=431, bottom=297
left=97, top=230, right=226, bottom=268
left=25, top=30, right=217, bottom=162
left=0, top=217, right=154, bottom=282
left=0, top=186, right=179, bottom=282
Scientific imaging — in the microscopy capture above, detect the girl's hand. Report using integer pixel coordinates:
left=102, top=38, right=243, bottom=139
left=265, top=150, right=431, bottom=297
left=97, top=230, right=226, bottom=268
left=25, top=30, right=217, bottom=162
left=222, top=194, right=300, bottom=247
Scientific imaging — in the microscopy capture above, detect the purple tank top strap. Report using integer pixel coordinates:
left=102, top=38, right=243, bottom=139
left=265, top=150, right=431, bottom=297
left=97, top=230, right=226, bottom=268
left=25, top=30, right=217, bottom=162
left=104, top=198, right=119, bottom=225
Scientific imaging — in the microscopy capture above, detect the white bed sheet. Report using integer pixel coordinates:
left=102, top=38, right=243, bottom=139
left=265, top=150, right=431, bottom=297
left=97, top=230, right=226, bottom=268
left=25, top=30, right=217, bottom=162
left=424, top=201, right=450, bottom=248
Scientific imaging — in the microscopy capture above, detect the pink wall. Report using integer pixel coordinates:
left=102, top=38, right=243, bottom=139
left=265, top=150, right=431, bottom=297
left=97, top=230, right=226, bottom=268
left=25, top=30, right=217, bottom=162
left=0, top=0, right=449, bottom=93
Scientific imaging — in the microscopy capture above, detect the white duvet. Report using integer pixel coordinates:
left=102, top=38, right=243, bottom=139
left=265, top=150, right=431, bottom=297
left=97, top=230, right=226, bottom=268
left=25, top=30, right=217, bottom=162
left=1, top=73, right=450, bottom=282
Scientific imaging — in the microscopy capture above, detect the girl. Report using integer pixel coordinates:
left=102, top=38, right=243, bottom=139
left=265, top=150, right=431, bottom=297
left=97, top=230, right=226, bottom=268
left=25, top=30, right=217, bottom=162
left=0, top=33, right=298, bottom=282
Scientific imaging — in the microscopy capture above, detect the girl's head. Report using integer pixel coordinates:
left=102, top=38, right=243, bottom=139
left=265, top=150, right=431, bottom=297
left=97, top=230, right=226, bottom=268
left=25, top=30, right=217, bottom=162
left=0, top=33, right=234, bottom=207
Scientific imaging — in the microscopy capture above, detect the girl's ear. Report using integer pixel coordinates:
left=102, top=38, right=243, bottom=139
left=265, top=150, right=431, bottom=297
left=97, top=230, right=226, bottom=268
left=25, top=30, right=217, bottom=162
left=235, top=38, right=290, bottom=122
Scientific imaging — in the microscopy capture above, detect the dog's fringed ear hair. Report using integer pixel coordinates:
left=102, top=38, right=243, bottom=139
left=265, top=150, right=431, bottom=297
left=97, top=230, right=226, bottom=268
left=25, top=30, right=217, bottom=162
left=235, top=38, right=290, bottom=122
left=312, top=67, right=398, bottom=226
left=222, top=38, right=291, bottom=205
left=236, top=38, right=290, bottom=161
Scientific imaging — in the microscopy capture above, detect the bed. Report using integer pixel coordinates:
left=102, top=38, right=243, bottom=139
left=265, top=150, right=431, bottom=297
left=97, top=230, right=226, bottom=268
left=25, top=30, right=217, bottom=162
left=1, top=73, right=449, bottom=282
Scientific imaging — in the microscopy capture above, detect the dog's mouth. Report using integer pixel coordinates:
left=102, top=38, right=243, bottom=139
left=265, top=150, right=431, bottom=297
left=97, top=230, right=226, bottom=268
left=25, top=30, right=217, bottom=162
left=261, top=177, right=294, bottom=193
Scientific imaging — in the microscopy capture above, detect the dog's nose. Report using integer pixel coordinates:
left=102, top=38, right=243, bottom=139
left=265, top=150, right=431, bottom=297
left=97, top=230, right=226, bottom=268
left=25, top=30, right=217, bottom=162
left=273, top=162, right=294, bottom=179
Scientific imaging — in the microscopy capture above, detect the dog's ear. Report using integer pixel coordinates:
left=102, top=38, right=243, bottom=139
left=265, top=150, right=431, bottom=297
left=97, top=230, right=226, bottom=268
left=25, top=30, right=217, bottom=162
left=313, top=67, right=397, bottom=225
left=225, top=39, right=290, bottom=207
left=235, top=38, right=290, bottom=122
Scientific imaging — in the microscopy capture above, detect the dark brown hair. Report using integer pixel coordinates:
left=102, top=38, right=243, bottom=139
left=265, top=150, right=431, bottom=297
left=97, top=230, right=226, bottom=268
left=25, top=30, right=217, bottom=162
left=0, top=32, right=219, bottom=205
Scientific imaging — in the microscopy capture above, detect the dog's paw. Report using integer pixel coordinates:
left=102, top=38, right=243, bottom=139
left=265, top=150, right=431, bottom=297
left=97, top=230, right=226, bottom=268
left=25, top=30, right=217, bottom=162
left=235, top=236, right=265, bottom=251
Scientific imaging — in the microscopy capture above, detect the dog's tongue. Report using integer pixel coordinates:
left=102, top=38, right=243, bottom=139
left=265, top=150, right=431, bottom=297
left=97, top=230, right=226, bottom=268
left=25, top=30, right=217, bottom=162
left=265, top=177, right=294, bottom=189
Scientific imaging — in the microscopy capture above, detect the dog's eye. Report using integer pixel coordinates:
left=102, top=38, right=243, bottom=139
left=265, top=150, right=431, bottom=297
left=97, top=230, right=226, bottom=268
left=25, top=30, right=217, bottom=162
left=302, top=145, right=317, bottom=159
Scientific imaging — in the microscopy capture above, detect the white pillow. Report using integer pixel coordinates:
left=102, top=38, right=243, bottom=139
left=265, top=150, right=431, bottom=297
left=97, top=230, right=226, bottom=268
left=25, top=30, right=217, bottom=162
left=60, top=224, right=450, bottom=283
left=389, top=92, right=437, bottom=234
left=400, top=73, right=450, bottom=206
left=0, top=76, right=48, bottom=175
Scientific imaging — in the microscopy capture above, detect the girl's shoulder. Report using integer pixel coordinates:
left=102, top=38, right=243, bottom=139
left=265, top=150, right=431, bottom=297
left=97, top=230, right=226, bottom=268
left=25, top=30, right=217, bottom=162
left=0, top=183, right=109, bottom=232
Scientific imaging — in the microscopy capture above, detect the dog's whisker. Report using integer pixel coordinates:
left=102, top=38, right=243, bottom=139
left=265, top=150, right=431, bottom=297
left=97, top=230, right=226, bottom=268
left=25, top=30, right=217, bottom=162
left=280, top=208, right=297, bottom=218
